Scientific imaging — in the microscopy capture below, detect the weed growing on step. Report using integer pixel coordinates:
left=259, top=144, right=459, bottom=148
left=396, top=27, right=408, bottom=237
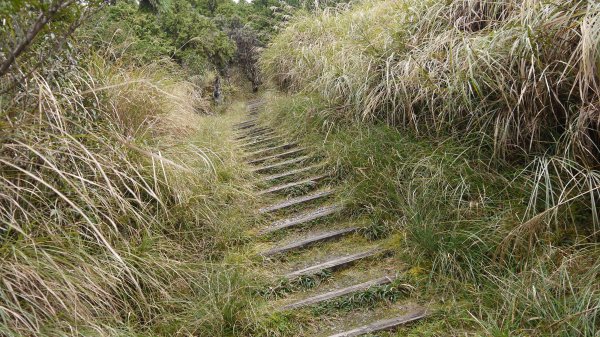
left=258, top=271, right=332, bottom=300
left=311, top=280, right=414, bottom=315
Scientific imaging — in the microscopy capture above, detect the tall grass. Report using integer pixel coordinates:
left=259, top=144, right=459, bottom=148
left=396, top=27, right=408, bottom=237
left=260, top=93, right=600, bottom=335
left=261, top=0, right=600, bottom=165
left=261, top=6, right=600, bottom=331
left=0, top=41, right=260, bottom=334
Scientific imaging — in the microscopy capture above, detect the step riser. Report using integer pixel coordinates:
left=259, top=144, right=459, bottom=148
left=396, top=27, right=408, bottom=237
left=240, top=136, right=282, bottom=148
left=245, top=143, right=297, bottom=158
left=279, top=276, right=395, bottom=311
left=259, top=189, right=335, bottom=213
left=259, top=165, right=320, bottom=183
left=259, top=205, right=343, bottom=235
left=234, top=121, right=257, bottom=129
left=262, top=227, right=357, bottom=257
left=248, top=148, right=305, bottom=165
left=257, top=175, right=325, bottom=195
left=236, top=125, right=269, bottom=134
left=238, top=131, right=281, bottom=146
left=235, top=128, right=271, bottom=139
left=327, top=310, right=427, bottom=337
left=236, top=124, right=267, bottom=133
left=251, top=156, right=311, bottom=173
left=285, top=249, right=384, bottom=279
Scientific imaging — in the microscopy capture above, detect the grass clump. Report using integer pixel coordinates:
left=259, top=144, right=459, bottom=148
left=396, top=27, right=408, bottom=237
left=261, top=0, right=600, bottom=165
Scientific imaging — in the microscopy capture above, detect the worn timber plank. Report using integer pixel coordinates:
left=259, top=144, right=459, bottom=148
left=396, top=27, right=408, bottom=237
left=259, top=204, right=343, bottom=235
left=259, top=165, right=321, bottom=182
left=259, top=188, right=335, bottom=213
left=247, top=148, right=306, bottom=165
left=257, top=175, right=325, bottom=195
left=235, top=127, right=271, bottom=139
left=327, top=309, right=427, bottom=337
left=234, top=122, right=257, bottom=130
left=262, top=227, right=357, bottom=257
left=280, top=275, right=396, bottom=310
left=240, top=134, right=281, bottom=148
left=246, top=143, right=298, bottom=158
left=285, top=249, right=384, bottom=279
left=251, top=155, right=311, bottom=173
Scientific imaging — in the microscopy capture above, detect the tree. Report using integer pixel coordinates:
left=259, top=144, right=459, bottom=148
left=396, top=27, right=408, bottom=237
left=228, top=19, right=262, bottom=91
left=0, top=0, right=102, bottom=78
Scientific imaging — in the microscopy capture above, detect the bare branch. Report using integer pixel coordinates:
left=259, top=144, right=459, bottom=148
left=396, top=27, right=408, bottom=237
left=0, top=0, right=78, bottom=77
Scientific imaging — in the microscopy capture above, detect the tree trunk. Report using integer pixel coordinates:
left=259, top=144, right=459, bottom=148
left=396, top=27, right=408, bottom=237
left=213, top=75, right=223, bottom=105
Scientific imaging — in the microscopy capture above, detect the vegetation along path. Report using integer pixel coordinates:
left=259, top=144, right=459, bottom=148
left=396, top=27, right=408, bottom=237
left=233, top=100, right=428, bottom=336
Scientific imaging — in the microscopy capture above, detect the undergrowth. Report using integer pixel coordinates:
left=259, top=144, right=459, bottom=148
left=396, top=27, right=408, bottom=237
left=261, top=0, right=600, bottom=166
left=0, top=28, right=266, bottom=337
left=260, top=93, right=600, bottom=336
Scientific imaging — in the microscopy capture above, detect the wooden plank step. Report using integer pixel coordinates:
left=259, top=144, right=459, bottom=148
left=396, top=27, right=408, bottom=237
left=251, top=155, right=311, bottom=173
left=285, top=249, right=384, bottom=279
left=236, top=125, right=270, bottom=135
left=248, top=148, right=306, bottom=165
left=235, top=127, right=271, bottom=139
left=257, top=175, right=326, bottom=195
left=236, top=131, right=272, bottom=141
left=280, top=275, right=396, bottom=310
left=262, top=227, right=357, bottom=257
left=234, top=121, right=257, bottom=130
left=327, top=309, right=427, bottom=337
left=234, top=118, right=257, bottom=126
left=235, top=124, right=266, bottom=133
left=259, top=188, right=335, bottom=213
left=259, top=165, right=321, bottom=182
left=237, top=130, right=277, bottom=143
left=240, top=134, right=281, bottom=148
left=259, top=204, right=343, bottom=235
left=246, top=143, right=298, bottom=158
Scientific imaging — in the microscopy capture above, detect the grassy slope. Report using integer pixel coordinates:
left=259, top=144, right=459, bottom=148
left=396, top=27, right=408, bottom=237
left=259, top=0, right=600, bottom=334
left=0, top=46, right=268, bottom=335
left=257, top=93, right=600, bottom=336
left=261, top=0, right=600, bottom=165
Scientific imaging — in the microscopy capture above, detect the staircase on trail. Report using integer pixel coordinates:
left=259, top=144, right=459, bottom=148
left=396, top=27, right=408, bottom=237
left=233, top=100, right=427, bottom=336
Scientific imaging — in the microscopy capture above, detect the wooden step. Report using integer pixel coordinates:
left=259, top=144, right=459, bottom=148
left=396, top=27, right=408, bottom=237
left=235, top=127, right=271, bottom=139
left=285, top=249, right=384, bottom=279
left=236, top=131, right=273, bottom=142
left=280, top=275, right=396, bottom=310
left=262, top=227, right=357, bottom=256
left=248, top=148, right=306, bottom=165
left=259, top=188, right=335, bottom=213
left=259, top=204, right=343, bottom=235
left=237, top=130, right=277, bottom=143
left=234, top=122, right=257, bottom=130
left=257, top=175, right=326, bottom=195
left=236, top=126, right=270, bottom=136
left=240, top=134, right=282, bottom=148
left=251, top=155, right=311, bottom=173
left=246, top=143, right=298, bottom=158
left=235, top=124, right=267, bottom=134
left=327, top=309, right=427, bottom=337
left=259, top=165, right=321, bottom=182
